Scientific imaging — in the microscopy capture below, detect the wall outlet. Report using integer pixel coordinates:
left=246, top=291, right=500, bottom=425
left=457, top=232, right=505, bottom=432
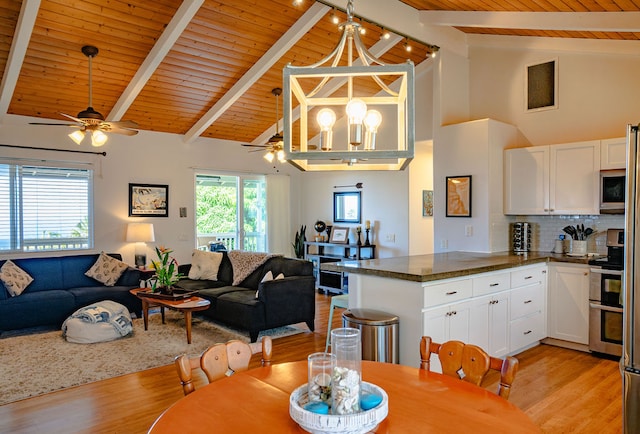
left=385, top=233, right=395, bottom=243
left=465, top=225, right=473, bottom=237
left=440, top=239, right=448, bottom=249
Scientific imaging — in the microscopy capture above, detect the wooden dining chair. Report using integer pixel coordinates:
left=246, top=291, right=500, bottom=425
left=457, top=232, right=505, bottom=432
left=175, top=336, right=273, bottom=395
left=419, top=336, right=519, bottom=400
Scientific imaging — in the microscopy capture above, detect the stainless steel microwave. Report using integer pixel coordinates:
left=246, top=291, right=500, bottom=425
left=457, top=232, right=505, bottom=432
left=600, top=169, right=626, bottom=214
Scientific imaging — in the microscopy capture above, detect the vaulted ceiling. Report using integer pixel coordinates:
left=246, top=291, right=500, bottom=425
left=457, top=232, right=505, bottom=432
left=1, top=0, right=639, bottom=148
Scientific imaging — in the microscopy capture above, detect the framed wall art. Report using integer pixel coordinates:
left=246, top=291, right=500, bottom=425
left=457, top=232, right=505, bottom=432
left=329, top=226, right=349, bottom=244
left=422, top=190, right=433, bottom=217
left=446, top=176, right=471, bottom=218
left=129, top=183, right=169, bottom=217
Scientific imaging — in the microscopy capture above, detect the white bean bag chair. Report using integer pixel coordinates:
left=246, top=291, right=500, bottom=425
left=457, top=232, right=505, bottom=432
left=62, top=300, right=133, bottom=344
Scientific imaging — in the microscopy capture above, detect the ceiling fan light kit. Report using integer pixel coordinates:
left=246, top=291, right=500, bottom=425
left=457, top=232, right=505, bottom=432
left=29, top=45, right=139, bottom=147
left=283, top=0, right=415, bottom=171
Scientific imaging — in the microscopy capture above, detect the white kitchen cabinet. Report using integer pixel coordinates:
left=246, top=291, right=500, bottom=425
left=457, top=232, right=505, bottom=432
left=469, top=291, right=510, bottom=358
left=423, top=299, right=472, bottom=372
left=504, top=146, right=549, bottom=215
left=600, top=137, right=626, bottom=170
left=547, top=263, right=590, bottom=345
left=423, top=299, right=472, bottom=344
left=504, top=140, right=600, bottom=215
left=510, top=265, right=547, bottom=353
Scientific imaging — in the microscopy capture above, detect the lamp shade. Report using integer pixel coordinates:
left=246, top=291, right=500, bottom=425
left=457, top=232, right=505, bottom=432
left=126, top=223, right=155, bottom=242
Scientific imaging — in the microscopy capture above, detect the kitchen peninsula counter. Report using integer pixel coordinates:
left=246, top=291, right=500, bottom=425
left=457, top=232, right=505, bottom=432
left=324, top=251, right=595, bottom=367
left=321, top=251, right=591, bottom=282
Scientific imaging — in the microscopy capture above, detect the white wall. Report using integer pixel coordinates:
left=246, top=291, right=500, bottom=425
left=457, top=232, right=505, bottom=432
left=408, top=140, right=434, bottom=255
left=0, top=115, right=303, bottom=265
left=433, top=119, right=517, bottom=253
left=468, top=39, right=640, bottom=145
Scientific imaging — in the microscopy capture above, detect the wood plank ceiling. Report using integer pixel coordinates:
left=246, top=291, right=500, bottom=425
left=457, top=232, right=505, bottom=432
left=1, top=0, right=638, bottom=147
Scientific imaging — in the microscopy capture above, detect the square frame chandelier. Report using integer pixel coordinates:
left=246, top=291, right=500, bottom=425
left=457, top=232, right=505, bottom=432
left=283, top=0, right=415, bottom=171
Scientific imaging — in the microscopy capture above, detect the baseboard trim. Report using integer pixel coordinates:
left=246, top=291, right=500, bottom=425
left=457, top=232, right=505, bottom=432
left=541, top=337, right=590, bottom=353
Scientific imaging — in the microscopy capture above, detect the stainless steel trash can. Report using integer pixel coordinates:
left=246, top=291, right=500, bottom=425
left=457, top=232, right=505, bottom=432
left=342, top=308, right=399, bottom=364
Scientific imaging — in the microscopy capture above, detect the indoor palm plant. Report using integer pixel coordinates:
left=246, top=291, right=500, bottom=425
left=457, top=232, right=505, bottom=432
left=150, top=246, right=183, bottom=293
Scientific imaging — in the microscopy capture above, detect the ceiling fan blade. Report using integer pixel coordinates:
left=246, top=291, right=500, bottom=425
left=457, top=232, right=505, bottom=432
left=242, top=143, right=269, bottom=148
left=106, top=127, right=138, bottom=136
left=59, top=112, right=86, bottom=124
left=106, top=120, right=139, bottom=129
left=29, top=122, right=81, bottom=127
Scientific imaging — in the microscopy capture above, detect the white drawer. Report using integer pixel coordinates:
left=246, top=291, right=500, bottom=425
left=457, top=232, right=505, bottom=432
left=510, top=312, right=545, bottom=352
left=510, top=284, right=544, bottom=320
left=423, top=279, right=472, bottom=308
left=511, top=265, right=546, bottom=288
left=472, top=272, right=510, bottom=297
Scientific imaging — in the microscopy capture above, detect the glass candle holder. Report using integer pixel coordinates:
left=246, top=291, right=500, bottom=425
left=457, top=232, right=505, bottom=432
left=330, top=327, right=362, bottom=415
left=308, top=352, right=336, bottom=405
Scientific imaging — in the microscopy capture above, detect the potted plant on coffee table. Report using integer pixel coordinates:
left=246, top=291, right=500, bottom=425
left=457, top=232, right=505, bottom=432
left=150, top=246, right=184, bottom=294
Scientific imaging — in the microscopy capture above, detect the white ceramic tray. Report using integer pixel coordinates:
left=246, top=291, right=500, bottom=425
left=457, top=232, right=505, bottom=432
left=289, top=381, right=388, bottom=434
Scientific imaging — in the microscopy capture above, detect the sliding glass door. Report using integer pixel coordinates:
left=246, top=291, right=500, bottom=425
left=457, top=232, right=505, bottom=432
left=195, top=174, right=266, bottom=251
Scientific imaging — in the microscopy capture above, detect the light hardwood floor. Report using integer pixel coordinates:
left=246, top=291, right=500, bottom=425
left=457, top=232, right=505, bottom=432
left=0, top=292, right=623, bottom=434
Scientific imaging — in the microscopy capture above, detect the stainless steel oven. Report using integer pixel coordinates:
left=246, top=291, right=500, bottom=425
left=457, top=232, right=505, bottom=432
left=588, top=228, right=624, bottom=357
left=589, top=267, right=623, bottom=356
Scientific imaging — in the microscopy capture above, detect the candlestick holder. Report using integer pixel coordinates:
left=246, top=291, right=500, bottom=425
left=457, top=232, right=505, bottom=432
left=364, top=229, right=370, bottom=246
left=356, top=228, right=362, bottom=246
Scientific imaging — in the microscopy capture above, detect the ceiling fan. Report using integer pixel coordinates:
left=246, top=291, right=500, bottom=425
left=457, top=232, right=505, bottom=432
left=29, top=45, right=139, bottom=147
left=242, top=87, right=315, bottom=163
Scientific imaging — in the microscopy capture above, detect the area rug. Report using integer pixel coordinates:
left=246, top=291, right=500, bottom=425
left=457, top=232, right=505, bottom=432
left=0, top=311, right=305, bottom=405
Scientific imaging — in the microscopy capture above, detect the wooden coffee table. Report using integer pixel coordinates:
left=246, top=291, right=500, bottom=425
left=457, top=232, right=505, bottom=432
left=130, top=288, right=211, bottom=344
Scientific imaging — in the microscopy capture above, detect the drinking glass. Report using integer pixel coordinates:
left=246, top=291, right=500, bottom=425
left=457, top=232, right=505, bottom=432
left=330, top=327, right=362, bottom=414
left=308, top=352, right=336, bottom=405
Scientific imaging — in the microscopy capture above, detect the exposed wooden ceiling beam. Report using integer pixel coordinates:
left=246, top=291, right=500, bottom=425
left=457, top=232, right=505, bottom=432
left=420, top=11, right=640, bottom=32
left=107, top=0, right=205, bottom=122
left=0, top=0, right=40, bottom=121
left=183, top=2, right=331, bottom=144
left=252, top=33, right=403, bottom=146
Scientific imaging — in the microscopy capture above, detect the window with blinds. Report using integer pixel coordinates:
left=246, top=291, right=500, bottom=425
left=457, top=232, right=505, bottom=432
left=0, top=163, right=93, bottom=252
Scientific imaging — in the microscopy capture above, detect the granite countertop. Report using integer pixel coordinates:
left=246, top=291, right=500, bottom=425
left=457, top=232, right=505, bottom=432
left=321, top=251, right=598, bottom=283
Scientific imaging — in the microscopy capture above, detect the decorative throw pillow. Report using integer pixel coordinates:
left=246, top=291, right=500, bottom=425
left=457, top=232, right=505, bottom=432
left=85, top=252, right=129, bottom=286
left=256, top=271, right=285, bottom=298
left=188, top=250, right=223, bottom=280
left=0, top=260, right=34, bottom=297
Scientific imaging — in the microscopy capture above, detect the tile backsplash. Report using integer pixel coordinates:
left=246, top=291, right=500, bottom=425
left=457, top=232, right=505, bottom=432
left=513, top=214, right=625, bottom=254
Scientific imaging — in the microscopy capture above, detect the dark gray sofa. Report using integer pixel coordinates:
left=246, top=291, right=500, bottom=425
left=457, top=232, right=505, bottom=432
left=176, top=253, right=316, bottom=342
left=0, top=253, right=142, bottom=332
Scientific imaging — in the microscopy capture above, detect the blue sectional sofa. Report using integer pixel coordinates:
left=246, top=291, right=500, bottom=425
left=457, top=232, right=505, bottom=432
left=0, top=253, right=142, bottom=332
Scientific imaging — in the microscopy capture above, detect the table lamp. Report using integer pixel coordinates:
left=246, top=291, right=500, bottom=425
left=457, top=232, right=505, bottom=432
left=126, top=223, right=155, bottom=268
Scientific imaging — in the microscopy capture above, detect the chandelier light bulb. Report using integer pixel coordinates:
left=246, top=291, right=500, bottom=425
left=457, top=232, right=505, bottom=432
left=346, top=98, right=367, bottom=124
left=317, top=108, right=336, bottom=151
left=317, top=108, right=336, bottom=130
left=346, top=98, right=367, bottom=147
left=364, top=110, right=382, bottom=150
left=364, top=110, right=382, bottom=132
left=69, top=130, right=85, bottom=145
left=91, top=130, right=108, bottom=147
left=264, top=151, right=275, bottom=163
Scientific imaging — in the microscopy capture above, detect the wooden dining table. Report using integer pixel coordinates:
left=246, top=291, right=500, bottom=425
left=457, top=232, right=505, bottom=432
left=148, top=360, right=540, bottom=433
